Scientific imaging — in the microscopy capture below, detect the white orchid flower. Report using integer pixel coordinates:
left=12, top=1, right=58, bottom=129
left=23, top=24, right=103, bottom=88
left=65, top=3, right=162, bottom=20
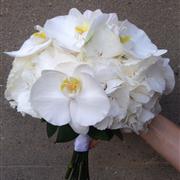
left=30, top=64, right=110, bottom=134
left=5, top=28, right=51, bottom=57
left=43, top=8, right=118, bottom=52
left=83, top=26, right=123, bottom=58
left=118, top=20, right=167, bottom=59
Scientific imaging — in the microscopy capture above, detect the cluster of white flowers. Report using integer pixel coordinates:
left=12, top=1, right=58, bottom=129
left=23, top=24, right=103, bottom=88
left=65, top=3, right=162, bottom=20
left=5, top=9, right=175, bottom=134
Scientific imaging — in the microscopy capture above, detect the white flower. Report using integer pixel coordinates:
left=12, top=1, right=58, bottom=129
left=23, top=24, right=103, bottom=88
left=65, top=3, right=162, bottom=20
left=118, top=20, right=167, bottom=59
left=95, top=85, right=129, bottom=130
left=122, top=108, right=155, bottom=133
left=5, top=9, right=175, bottom=134
left=5, top=57, right=40, bottom=117
left=30, top=65, right=110, bottom=134
left=5, top=29, right=51, bottom=57
left=43, top=8, right=118, bottom=52
left=5, top=46, right=79, bottom=117
left=130, top=84, right=154, bottom=104
left=90, top=58, right=123, bottom=93
left=83, top=26, right=123, bottom=58
left=94, top=56, right=174, bottom=132
left=144, top=57, right=175, bottom=94
left=32, top=45, right=79, bottom=76
left=144, top=93, right=161, bottom=115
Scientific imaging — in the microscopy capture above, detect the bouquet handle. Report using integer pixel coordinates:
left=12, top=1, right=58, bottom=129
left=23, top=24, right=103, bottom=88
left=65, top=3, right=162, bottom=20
left=65, top=135, right=90, bottom=180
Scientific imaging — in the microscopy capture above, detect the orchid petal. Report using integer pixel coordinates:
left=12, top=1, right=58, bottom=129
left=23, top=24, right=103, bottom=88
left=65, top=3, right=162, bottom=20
left=69, top=120, right=89, bottom=134
left=85, top=14, right=109, bottom=43
left=70, top=73, right=110, bottom=126
left=84, top=26, right=123, bottom=58
left=5, top=37, right=51, bottom=58
left=119, top=20, right=167, bottom=59
left=30, top=71, right=70, bottom=126
left=44, top=15, right=81, bottom=51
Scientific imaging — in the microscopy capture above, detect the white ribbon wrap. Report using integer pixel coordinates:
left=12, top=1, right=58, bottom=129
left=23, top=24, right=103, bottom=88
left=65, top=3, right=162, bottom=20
left=74, top=135, right=90, bottom=152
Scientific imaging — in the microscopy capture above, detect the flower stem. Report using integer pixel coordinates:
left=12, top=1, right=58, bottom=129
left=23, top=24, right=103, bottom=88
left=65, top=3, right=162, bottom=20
left=65, top=151, right=90, bottom=180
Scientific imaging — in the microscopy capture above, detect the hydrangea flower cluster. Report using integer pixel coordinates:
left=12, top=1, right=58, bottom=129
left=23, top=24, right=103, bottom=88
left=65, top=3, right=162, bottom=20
left=5, top=8, right=175, bottom=134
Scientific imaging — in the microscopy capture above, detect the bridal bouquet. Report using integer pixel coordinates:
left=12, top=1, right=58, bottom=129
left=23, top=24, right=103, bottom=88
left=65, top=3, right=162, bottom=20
left=5, top=8, right=175, bottom=179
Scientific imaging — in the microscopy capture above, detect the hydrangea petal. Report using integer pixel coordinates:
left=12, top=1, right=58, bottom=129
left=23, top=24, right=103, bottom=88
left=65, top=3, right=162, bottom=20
left=95, top=117, right=113, bottom=130
left=74, top=64, right=95, bottom=77
left=145, top=58, right=175, bottom=94
left=105, top=79, right=123, bottom=94
left=160, top=58, right=175, bottom=94
left=138, top=108, right=155, bottom=123
left=55, top=62, right=80, bottom=76
left=111, top=86, right=130, bottom=120
left=130, top=85, right=154, bottom=103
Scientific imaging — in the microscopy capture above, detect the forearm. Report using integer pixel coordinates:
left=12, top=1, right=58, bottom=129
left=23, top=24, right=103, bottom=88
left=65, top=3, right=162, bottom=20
left=140, top=115, right=180, bottom=171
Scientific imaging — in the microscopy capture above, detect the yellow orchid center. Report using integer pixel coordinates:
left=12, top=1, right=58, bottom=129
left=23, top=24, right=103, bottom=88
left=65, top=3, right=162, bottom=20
left=75, top=22, right=90, bottom=34
left=120, top=35, right=131, bottom=44
left=61, top=77, right=81, bottom=94
left=33, top=32, right=47, bottom=39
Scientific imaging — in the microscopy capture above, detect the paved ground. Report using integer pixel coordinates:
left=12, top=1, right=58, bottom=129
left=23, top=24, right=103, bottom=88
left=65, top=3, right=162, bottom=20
left=0, top=0, right=180, bottom=179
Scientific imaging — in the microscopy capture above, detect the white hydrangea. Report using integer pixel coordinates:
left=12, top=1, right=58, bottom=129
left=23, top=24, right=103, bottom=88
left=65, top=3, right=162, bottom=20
left=5, top=8, right=175, bottom=134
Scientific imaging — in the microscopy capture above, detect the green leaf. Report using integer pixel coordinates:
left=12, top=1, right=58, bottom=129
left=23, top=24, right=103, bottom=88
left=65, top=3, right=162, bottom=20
left=56, top=125, right=78, bottom=143
left=88, top=127, right=114, bottom=141
left=41, top=118, right=46, bottom=123
left=46, top=122, right=58, bottom=138
left=112, top=129, right=124, bottom=141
